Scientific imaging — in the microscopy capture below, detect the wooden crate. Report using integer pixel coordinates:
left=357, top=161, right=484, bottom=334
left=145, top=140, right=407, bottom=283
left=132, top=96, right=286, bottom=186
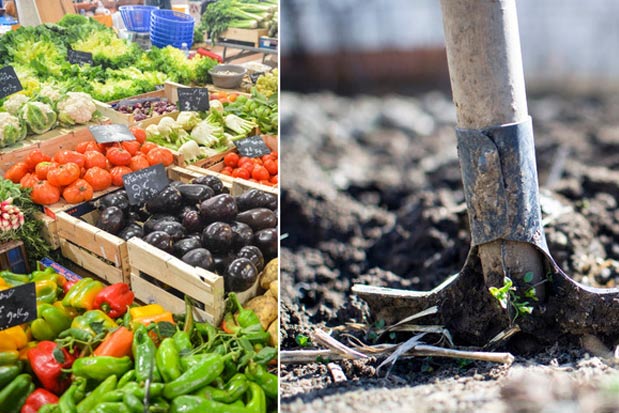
left=127, top=165, right=267, bottom=325
left=56, top=206, right=130, bottom=285
left=219, top=28, right=269, bottom=47
left=96, top=82, right=185, bottom=126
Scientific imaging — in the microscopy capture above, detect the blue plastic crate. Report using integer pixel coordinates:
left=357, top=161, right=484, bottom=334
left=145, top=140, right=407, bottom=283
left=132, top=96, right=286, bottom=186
left=119, top=5, right=158, bottom=32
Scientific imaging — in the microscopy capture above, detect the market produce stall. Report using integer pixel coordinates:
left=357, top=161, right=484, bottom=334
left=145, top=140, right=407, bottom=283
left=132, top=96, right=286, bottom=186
left=0, top=4, right=279, bottom=411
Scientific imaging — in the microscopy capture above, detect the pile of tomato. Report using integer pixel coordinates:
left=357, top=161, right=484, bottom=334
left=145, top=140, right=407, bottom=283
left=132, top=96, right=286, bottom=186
left=220, top=152, right=278, bottom=187
left=4, top=127, right=175, bottom=205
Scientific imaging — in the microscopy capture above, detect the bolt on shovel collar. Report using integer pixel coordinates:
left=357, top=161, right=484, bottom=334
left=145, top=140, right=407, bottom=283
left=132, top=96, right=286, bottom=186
left=353, top=118, right=619, bottom=346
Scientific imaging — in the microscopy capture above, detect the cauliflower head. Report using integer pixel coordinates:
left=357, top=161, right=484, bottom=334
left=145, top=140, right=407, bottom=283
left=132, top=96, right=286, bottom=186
left=57, top=92, right=97, bottom=125
left=0, top=113, right=27, bottom=148
left=2, top=94, right=29, bottom=116
left=19, top=102, right=57, bottom=134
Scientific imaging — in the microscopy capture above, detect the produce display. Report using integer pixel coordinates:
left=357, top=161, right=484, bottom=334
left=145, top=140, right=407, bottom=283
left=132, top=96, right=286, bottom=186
left=198, top=0, right=278, bottom=42
left=226, top=88, right=278, bottom=136
left=94, top=179, right=277, bottom=292
left=0, top=15, right=218, bottom=103
left=0, top=90, right=98, bottom=148
left=0, top=262, right=278, bottom=413
left=3, top=127, right=175, bottom=205
left=113, top=99, right=177, bottom=122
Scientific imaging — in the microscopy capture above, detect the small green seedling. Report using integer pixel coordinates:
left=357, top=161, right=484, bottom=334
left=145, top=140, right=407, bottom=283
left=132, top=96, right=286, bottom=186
left=295, top=334, right=310, bottom=347
left=489, top=276, right=536, bottom=322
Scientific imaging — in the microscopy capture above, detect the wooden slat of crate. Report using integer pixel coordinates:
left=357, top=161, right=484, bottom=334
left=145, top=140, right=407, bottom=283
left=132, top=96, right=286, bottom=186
left=219, top=28, right=269, bottom=47
left=56, top=210, right=129, bottom=284
left=192, top=163, right=278, bottom=197
left=37, top=211, right=60, bottom=250
left=127, top=238, right=225, bottom=324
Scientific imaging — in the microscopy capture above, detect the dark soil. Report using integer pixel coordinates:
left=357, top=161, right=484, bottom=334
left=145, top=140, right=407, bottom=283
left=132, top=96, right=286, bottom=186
left=279, top=91, right=619, bottom=412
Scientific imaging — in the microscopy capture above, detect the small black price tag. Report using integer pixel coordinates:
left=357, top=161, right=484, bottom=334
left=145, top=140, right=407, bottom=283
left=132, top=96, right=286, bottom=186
left=123, top=163, right=170, bottom=206
left=89, top=124, right=136, bottom=144
left=235, top=135, right=271, bottom=158
left=67, top=49, right=94, bottom=66
left=0, top=283, right=37, bottom=331
left=177, top=88, right=210, bottom=112
left=0, top=66, right=23, bottom=99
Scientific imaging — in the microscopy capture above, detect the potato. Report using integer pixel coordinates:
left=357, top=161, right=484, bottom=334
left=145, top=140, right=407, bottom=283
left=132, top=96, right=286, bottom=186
left=267, top=319, right=278, bottom=347
left=260, top=258, right=278, bottom=290
left=245, top=294, right=277, bottom=330
left=269, top=280, right=278, bottom=298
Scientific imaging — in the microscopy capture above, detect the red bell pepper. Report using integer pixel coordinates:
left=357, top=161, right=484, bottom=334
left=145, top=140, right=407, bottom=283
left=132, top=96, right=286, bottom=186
left=20, top=388, right=59, bottom=413
left=27, top=341, right=76, bottom=395
left=92, top=283, right=135, bottom=318
left=62, top=279, right=78, bottom=295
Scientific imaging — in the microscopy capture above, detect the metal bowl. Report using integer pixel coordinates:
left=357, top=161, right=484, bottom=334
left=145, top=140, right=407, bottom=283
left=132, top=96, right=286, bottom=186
left=208, top=64, right=247, bottom=89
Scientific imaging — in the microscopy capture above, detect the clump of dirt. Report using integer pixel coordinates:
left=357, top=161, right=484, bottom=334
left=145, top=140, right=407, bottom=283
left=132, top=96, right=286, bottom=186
left=280, top=91, right=619, bottom=411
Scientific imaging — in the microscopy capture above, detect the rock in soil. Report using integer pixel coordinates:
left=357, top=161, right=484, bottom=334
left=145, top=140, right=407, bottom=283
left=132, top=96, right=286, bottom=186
left=281, top=91, right=619, bottom=411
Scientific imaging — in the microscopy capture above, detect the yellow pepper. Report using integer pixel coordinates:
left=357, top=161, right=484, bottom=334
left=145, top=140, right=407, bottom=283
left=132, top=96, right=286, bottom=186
left=53, top=301, right=79, bottom=319
left=0, top=278, right=9, bottom=291
left=0, top=326, right=28, bottom=351
left=129, top=304, right=166, bottom=320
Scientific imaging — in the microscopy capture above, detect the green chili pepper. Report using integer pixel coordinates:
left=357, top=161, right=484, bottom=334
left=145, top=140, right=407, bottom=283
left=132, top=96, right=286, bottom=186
left=71, top=310, right=118, bottom=337
left=121, top=382, right=165, bottom=399
left=148, top=397, right=170, bottom=413
left=132, top=324, right=161, bottom=384
left=253, top=347, right=277, bottom=365
left=0, top=363, right=22, bottom=389
left=58, top=378, right=86, bottom=413
left=99, top=390, right=125, bottom=404
left=0, top=351, right=19, bottom=366
left=72, top=356, right=132, bottom=382
left=163, top=353, right=225, bottom=399
left=170, top=395, right=248, bottom=413
left=76, top=374, right=117, bottom=413
left=0, top=271, right=30, bottom=286
left=39, top=404, right=60, bottom=413
left=57, top=327, right=96, bottom=342
left=117, top=369, right=135, bottom=388
left=239, top=324, right=271, bottom=345
left=194, top=373, right=248, bottom=403
left=229, top=293, right=261, bottom=329
left=90, top=402, right=130, bottom=413
left=245, top=382, right=266, bottom=413
left=172, top=330, right=193, bottom=356
left=245, top=362, right=277, bottom=399
left=0, top=373, right=34, bottom=413
left=122, top=392, right=143, bottom=413
left=195, top=322, right=218, bottom=345
left=156, top=337, right=182, bottom=383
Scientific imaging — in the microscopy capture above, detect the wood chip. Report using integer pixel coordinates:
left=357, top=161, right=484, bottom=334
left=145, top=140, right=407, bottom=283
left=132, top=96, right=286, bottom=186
left=327, top=362, right=347, bottom=383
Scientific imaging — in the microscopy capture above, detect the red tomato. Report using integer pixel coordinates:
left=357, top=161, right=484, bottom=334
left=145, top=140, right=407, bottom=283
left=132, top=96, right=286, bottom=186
left=140, top=142, right=158, bottom=155
left=106, top=148, right=132, bottom=166
left=129, top=154, right=150, bottom=171
left=122, top=140, right=142, bottom=156
left=83, top=167, right=112, bottom=191
left=130, top=127, right=147, bottom=144
left=232, top=168, right=250, bottom=180
left=84, top=151, right=108, bottom=170
left=20, top=173, right=40, bottom=189
left=25, top=149, right=51, bottom=170
left=5, top=162, right=30, bottom=183
left=251, top=165, right=270, bottom=181
left=146, top=148, right=174, bottom=167
left=53, top=150, right=86, bottom=168
left=47, top=163, right=81, bottom=187
left=110, top=166, right=132, bottom=186
left=35, top=161, right=58, bottom=181
left=31, top=181, right=60, bottom=205
left=223, top=153, right=240, bottom=168
left=263, top=159, right=278, bottom=175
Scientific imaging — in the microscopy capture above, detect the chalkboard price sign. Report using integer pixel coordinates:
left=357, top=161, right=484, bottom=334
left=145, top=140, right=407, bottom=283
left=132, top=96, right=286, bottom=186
left=0, top=66, right=23, bottom=99
left=123, top=163, right=170, bottom=205
left=0, top=283, right=36, bottom=331
left=67, top=49, right=94, bottom=66
left=177, top=88, right=210, bottom=112
left=89, top=124, right=137, bottom=144
left=235, top=135, right=271, bottom=158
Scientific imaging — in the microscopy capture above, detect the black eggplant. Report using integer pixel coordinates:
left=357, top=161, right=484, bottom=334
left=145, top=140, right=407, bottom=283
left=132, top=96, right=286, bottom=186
left=118, top=223, right=144, bottom=241
left=180, top=205, right=197, bottom=217
left=126, top=211, right=141, bottom=225
left=177, top=184, right=215, bottom=205
left=199, top=194, right=238, bottom=223
left=181, top=248, right=214, bottom=271
left=230, top=221, right=253, bottom=250
left=145, top=186, right=183, bottom=214
left=173, top=237, right=203, bottom=258
left=143, top=231, right=172, bottom=253
left=201, top=222, right=233, bottom=254
left=96, top=206, right=126, bottom=235
left=236, top=245, right=264, bottom=272
left=236, top=189, right=277, bottom=211
left=182, top=210, right=205, bottom=233
left=97, top=191, right=129, bottom=211
left=187, top=233, right=202, bottom=241
left=153, top=221, right=186, bottom=241
left=143, top=214, right=178, bottom=234
left=235, top=208, right=277, bottom=231
left=224, top=258, right=258, bottom=292
left=192, top=175, right=224, bottom=194
left=253, top=228, right=277, bottom=261
left=212, top=253, right=235, bottom=275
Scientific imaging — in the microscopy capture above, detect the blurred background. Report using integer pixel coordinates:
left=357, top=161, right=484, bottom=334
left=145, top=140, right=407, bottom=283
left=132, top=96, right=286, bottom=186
left=281, top=0, right=619, bottom=94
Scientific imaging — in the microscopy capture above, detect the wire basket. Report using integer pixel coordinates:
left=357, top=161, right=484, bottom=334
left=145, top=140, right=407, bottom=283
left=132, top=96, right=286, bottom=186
left=119, top=5, right=158, bottom=33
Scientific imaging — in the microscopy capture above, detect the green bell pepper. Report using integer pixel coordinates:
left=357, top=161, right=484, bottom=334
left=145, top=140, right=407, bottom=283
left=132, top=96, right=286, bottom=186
left=163, top=353, right=225, bottom=399
left=31, top=303, right=72, bottom=341
left=156, top=337, right=182, bottom=383
left=71, top=309, right=118, bottom=336
left=35, top=279, right=59, bottom=304
left=62, top=278, right=105, bottom=310
left=132, top=324, right=161, bottom=384
left=72, top=356, right=132, bottom=382
left=0, top=373, right=34, bottom=413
